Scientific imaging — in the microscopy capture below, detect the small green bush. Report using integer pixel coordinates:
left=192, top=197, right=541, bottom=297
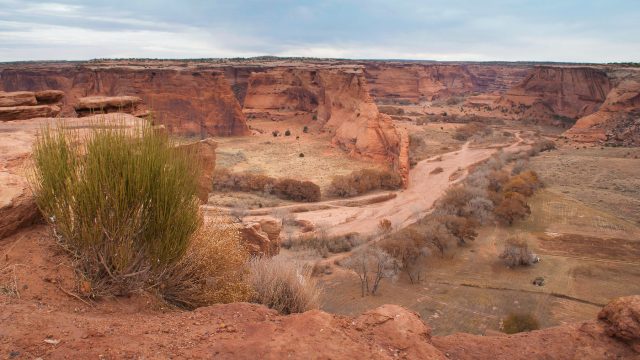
left=502, top=313, right=540, bottom=334
left=31, top=121, right=201, bottom=294
left=285, top=129, right=291, bottom=136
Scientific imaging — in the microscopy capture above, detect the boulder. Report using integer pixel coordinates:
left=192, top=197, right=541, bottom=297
left=239, top=218, right=282, bottom=256
left=0, top=105, right=60, bottom=121
left=598, top=295, right=640, bottom=352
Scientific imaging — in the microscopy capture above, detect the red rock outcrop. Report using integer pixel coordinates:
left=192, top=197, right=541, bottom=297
left=565, top=78, right=640, bottom=145
left=74, top=95, right=146, bottom=117
left=0, top=65, right=249, bottom=137
left=239, top=217, right=282, bottom=256
left=498, top=66, right=612, bottom=123
left=598, top=295, right=640, bottom=352
left=0, top=90, right=63, bottom=121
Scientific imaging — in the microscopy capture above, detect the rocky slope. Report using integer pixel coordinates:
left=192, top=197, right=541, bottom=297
left=0, top=64, right=249, bottom=136
left=0, top=225, right=638, bottom=360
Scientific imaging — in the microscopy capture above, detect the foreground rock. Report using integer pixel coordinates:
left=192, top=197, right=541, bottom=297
left=239, top=217, right=282, bottom=256
left=598, top=295, right=640, bottom=352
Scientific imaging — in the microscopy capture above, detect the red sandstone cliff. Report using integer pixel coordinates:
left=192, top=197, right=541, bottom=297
left=498, top=66, right=612, bottom=123
left=565, top=76, right=640, bottom=145
left=243, top=66, right=402, bottom=166
left=363, top=63, right=531, bottom=103
left=0, top=65, right=249, bottom=137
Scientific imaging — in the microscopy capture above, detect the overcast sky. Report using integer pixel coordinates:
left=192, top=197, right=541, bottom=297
left=1, top=0, right=638, bottom=62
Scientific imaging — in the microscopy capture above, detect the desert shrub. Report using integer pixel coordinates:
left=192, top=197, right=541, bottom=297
left=437, top=215, right=478, bottom=246
left=214, top=171, right=320, bottom=202
left=303, top=126, right=309, bottom=133
left=380, top=234, right=429, bottom=284
left=499, top=235, right=535, bottom=267
left=285, top=129, right=291, bottom=136
left=430, top=167, right=444, bottom=175
left=298, top=230, right=363, bottom=254
left=342, top=246, right=399, bottom=296
left=502, top=170, right=542, bottom=197
left=502, top=313, right=540, bottom=334
left=328, top=169, right=403, bottom=198
left=214, top=169, right=277, bottom=193
left=272, top=130, right=279, bottom=137
left=248, top=256, right=321, bottom=314
left=378, top=218, right=392, bottom=234
left=274, top=178, right=321, bottom=202
left=31, top=121, right=201, bottom=295
left=494, top=192, right=531, bottom=225
left=161, top=217, right=252, bottom=308
left=528, top=139, right=556, bottom=156
left=420, top=219, right=457, bottom=257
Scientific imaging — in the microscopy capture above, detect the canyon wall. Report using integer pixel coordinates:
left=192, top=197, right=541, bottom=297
left=363, top=63, right=531, bottom=103
left=498, top=66, right=612, bottom=123
left=565, top=77, right=640, bottom=145
left=0, top=65, right=249, bottom=136
left=243, top=66, right=402, bottom=166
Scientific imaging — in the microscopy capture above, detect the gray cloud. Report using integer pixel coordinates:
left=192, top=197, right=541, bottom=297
left=0, top=0, right=639, bottom=62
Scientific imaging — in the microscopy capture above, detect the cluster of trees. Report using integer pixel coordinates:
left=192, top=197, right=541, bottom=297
left=328, top=169, right=403, bottom=198
left=375, top=147, right=548, bottom=283
left=214, top=169, right=321, bottom=202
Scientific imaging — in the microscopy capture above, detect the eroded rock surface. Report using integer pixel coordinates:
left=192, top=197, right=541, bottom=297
left=566, top=78, right=640, bottom=145
left=239, top=217, right=282, bottom=256
left=0, top=65, right=249, bottom=136
left=598, top=295, right=640, bottom=352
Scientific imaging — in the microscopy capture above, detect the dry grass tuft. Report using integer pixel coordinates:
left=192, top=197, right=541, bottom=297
left=161, top=216, right=252, bottom=309
left=248, top=256, right=321, bottom=314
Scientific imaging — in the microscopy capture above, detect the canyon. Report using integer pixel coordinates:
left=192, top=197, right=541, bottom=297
left=1, top=58, right=639, bottom=358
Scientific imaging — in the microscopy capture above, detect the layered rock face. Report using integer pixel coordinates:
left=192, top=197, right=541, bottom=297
left=363, top=63, right=532, bottom=103
left=0, top=65, right=249, bottom=137
left=565, top=78, right=640, bottom=145
left=0, top=90, right=63, bottom=121
left=244, top=67, right=402, bottom=165
left=499, top=66, right=612, bottom=122
left=74, top=95, right=146, bottom=117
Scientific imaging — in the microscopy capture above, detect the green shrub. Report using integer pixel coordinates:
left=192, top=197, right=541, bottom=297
left=285, top=129, right=291, bottom=136
left=31, top=121, right=201, bottom=295
left=502, top=313, right=540, bottom=334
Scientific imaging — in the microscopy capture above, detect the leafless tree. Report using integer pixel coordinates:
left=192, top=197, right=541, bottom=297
left=343, top=246, right=400, bottom=296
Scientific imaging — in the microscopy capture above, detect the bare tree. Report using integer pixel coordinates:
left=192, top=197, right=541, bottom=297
left=343, top=246, right=400, bottom=296
left=499, top=235, right=536, bottom=267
